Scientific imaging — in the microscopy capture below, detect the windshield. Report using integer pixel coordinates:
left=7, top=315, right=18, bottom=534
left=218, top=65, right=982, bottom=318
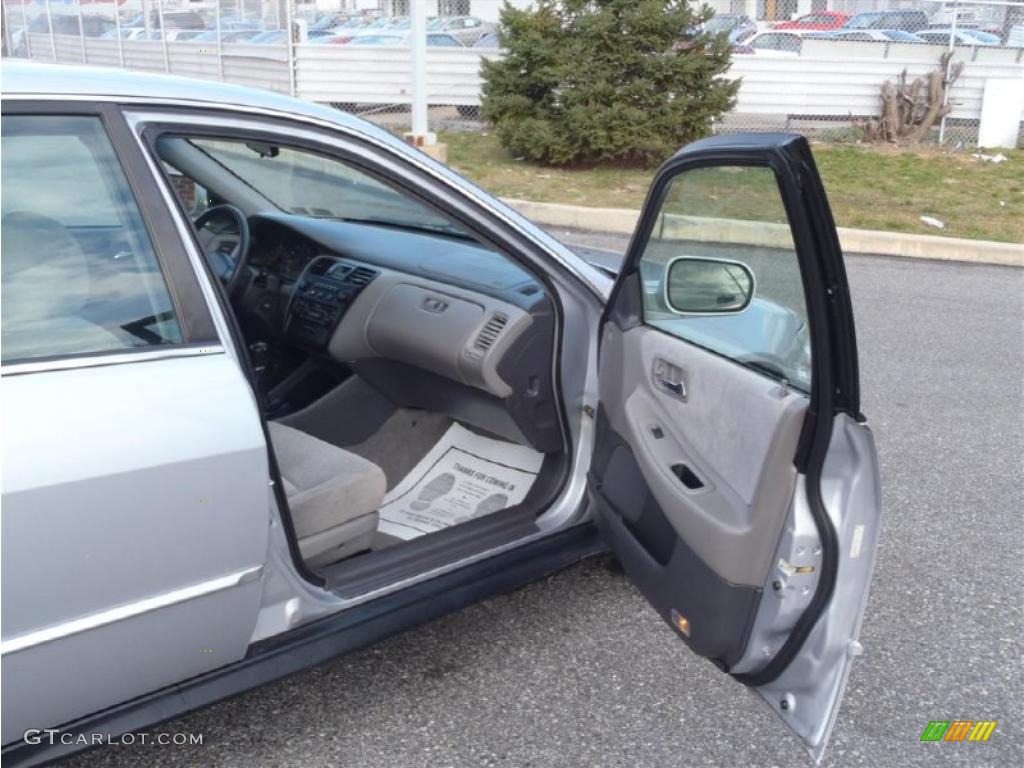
left=705, top=16, right=737, bottom=31
left=186, top=138, right=471, bottom=238
left=846, top=12, right=882, bottom=28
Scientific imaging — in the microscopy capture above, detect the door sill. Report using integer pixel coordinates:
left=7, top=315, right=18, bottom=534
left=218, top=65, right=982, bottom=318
left=321, top=505, right=541, bottom=598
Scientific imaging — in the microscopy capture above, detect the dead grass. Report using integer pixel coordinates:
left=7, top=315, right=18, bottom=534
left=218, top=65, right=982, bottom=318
left=440, top=131, right=1024, bottom=243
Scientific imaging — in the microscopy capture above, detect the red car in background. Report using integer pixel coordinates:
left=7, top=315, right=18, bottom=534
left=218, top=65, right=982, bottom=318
left=774, top=11, right=849, bottom=30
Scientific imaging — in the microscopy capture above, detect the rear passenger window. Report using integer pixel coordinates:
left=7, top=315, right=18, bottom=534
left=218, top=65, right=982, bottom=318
left=1, top=115, right=183, bottom=363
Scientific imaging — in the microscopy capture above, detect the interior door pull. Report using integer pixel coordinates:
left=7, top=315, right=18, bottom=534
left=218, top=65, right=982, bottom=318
left=660, top=378, right=684, bottom=396
left=653, top=358, right=687, bottom=401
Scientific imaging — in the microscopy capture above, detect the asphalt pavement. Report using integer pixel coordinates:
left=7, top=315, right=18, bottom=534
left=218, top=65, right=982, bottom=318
left=64, top=235, right=1023, bottom=768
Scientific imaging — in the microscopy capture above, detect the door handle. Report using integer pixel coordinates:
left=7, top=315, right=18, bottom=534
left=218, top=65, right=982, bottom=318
left=653, top=358, right=687, bottom=401
left=658, top=378, right=684, bottom=397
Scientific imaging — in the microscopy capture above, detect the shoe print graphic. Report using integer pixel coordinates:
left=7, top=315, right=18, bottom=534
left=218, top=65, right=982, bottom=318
left=409, top=472, right=456, bottom=511
left=473, top=493, right=508, bottom=518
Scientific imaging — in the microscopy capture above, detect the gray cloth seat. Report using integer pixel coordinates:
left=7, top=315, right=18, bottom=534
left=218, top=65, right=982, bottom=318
left=1, top=211, right=125, bottom=360
left=268, top=421, right=386, bottom=567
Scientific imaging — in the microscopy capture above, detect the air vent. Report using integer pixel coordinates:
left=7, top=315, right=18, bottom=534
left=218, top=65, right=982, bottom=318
left=474, top=313, right=508, bottom=352
left=345, top=266, right=377, bottom=287
left=518, top=283, right=540, bottom=296
left=291, top=206, right=311, bottom=215
left=309, top=258, right=332, bottom=276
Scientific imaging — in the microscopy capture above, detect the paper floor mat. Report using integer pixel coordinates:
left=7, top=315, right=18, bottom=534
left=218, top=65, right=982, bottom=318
left=376, top=423, right=543, bottom=541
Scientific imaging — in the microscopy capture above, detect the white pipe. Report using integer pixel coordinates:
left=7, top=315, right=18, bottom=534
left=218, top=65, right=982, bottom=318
left=215, top=0, right=223, bottom=80
left=410, top=0, right=428, bottom=138
left=285, top=0, right=295, bottom=96
left=113, top=0, right=123, bottom=67
left=44, top=0, right=56, bottom=60
left=75, top=0, right=86, bottom=62
left=157, top=0, right=169, bottom=73
left=19, top=0, right=32, bottom=59
left=142, top=0, right=151, bottom=42
left=2, top=1, right=13, bottom=59
left=938, top=0, right=959, bottom=145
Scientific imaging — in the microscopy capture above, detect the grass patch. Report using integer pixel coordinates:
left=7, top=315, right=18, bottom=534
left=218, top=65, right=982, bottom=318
left=440, top=130, right=1024, bottom=243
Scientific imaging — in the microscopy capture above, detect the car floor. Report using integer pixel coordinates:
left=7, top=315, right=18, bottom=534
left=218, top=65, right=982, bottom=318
left=278, top=374, right=542, bottom=554
left=347, top=409, right=454, bottom=550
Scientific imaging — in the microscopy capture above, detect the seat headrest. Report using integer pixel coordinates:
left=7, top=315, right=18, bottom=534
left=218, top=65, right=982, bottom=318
left=1, top=211, right=92, bottom=321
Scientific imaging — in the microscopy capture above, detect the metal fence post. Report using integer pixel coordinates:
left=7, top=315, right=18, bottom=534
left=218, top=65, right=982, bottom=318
left=157, top=0, right=169, bottom=73
left=215, top=0, right=223, bottom=81
left=285, top=0, right=296, bottom=96
left=410, top=0, right=428, bottom=138
left=113, top=0, right=124, bottom=68
left=19, top=0, right=32, bottom=59
left=44, top=0, right=55, bottom=60
left=1, top=0, right=11, bottom=58
left=76, top=0, right=87, bottom=62
left=938, top=0, right=959, bottom=145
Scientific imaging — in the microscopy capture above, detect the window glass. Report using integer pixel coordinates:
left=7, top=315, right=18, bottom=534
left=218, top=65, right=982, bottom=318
left=180, top=137, right=472, bottom=239
left=637, top=165, right=812, bottom=392
left=1, top=116, right=183, bottom=363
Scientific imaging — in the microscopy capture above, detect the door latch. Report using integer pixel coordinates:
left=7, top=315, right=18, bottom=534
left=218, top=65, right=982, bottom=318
left=653, top=358, right=687, bottom=401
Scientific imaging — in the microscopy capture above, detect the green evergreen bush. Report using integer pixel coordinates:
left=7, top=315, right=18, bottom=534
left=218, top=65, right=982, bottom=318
left=480, top=0, right=739, bottom=167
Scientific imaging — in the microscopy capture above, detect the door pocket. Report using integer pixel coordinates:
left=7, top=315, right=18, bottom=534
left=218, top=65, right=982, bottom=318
left=671, top=462, right=705, bottom=491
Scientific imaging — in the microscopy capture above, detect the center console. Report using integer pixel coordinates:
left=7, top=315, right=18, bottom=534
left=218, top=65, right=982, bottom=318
left=285, top=256, right=378, bottom=350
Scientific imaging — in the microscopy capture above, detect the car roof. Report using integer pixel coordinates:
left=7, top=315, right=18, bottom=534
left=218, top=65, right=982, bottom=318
left=1, top=61, right=394, bottom=142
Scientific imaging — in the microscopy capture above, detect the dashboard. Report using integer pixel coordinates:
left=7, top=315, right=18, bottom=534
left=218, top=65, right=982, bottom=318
left=243, top=214, right=561, bottom=452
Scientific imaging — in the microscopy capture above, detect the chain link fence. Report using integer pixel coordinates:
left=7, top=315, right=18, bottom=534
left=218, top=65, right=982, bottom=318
left=3, top=0, right=1022, bottom=148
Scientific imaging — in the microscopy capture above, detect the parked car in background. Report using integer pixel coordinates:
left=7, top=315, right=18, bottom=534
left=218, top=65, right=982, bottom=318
left=774, top=10, right=849, bottom=30
left=152, top=9, right=206, bottom=31
left=810, top=29, right=925, bottom=43
left=950, top=27, right=1002, bottom=43
left=473, top=31, right=500, bottom=48
left=346, top=32, right=463, bottom=47
left=432, top=15, right=494, bottom=46
left=192, top=28, right=262, bottom=43
left=844, top=9, right=929, bottom=32
left=732, top=30, right=806, bottom=56
left=928, top=5, right=1003, bottom=35
left=247, top=29, right=287, bottom=45
left=916, top=28, right=999, bottom=45
left=698, top=13, right=757, bottom=44
left=28, top=13, right=114, bottom=38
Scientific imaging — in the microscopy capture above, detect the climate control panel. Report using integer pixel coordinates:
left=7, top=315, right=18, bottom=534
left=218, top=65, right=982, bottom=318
left=285, top=256, right=377, bottom=350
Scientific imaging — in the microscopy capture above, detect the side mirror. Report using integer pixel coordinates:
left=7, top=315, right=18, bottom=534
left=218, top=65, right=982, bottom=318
left=664, top=256, right=755, bottom=315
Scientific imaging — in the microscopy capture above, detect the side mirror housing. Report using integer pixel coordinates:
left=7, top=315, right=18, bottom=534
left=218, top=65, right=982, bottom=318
left=664, top=256, right=755, bottom=315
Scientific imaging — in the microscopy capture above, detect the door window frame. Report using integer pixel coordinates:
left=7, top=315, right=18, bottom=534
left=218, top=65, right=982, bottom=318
left=0, top=101, right=220, bottom=375
left=602, top=135, right=861, bottom=687
left=607, top=142, right=860, bottom=472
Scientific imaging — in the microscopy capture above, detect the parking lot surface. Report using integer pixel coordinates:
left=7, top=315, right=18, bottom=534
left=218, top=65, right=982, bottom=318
left=64, top=238, right=1023, bottom=768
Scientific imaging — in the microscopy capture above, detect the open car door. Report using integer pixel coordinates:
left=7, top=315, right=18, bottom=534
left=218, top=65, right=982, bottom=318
left=589, top=134, right=881, bottom=762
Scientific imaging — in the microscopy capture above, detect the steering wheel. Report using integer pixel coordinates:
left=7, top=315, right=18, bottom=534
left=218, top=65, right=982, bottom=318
left=193, top=204, right=251, bottom=296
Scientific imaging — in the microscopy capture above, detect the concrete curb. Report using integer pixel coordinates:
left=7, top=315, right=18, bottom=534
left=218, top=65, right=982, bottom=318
left=502, top=198, right=1024, bottom=267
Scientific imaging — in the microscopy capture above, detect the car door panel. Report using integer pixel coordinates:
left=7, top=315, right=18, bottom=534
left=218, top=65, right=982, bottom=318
left=598, top=323, right=807, bottom=588
left=737, top=413, right=881, bottom=754
left=0, top=353, right=269, bottom=744
left=0, top=103, right=270, bottom=746
left=591, top=134, right=881, bottom=760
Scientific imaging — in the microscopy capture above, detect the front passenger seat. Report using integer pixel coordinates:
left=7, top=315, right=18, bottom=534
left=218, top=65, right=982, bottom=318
left=268, top=422, right=386, bottom=567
